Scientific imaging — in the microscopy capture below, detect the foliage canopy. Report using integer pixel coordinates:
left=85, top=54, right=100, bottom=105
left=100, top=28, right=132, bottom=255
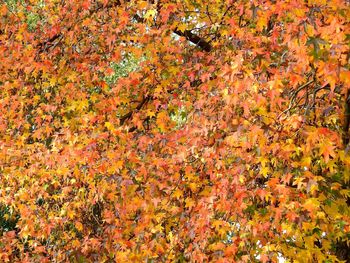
left=0, top=0, right=349, bottom=262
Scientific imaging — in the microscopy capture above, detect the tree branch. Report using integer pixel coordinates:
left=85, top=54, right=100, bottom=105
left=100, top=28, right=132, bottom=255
left=36, top=3, right=212, bottom=54
left=343, top=89, right=350, bottom=147
left=119, top=95, right=151, bottom=126
left=173, top=28, right=212, bottom=52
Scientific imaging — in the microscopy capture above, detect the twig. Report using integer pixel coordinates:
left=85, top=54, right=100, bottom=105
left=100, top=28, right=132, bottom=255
left=278, top=79, right=314, bottom=119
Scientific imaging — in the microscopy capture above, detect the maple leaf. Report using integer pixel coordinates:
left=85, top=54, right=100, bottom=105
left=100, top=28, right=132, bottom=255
left=303, top=198, right=320, bottom=213
left=156, top=111, right=170, bottom=132
left=319, top=142, right=335, bottom=163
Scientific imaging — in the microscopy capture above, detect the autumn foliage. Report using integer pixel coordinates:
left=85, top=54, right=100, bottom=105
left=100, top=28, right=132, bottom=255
left=0, top=0, right=350, bottom=262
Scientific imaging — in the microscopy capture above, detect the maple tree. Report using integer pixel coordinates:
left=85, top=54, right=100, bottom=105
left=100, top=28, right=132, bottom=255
left=0, top=0, right=350, bottom=262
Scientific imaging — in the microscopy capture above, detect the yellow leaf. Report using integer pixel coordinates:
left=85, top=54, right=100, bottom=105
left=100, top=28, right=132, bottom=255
left=72, top=239, right=81, bottom=248
left=156, top=111, right=169, bottom=132
left=67, top=210, right=75, bottom=219
left=177, top=23, right=187, bottom=32
left=199, top=186, right=211, bottom=197
left=144, top=9, right=157, bottom=20
left=75, top=221, right=83, bottom=231
left=146, top=110, right=156, bottom=118
left=301, top=156, right=311, bottom=168
left=104, top=122, right=114, bottom=131
left=256, top=14, right=268, bottom=31
left=260, top=166, right=270, bottom=178
left=185, top=198, right=195, bottom=209
left=173, top=189, right=183, bottom=199
left=303, top=198, right=320, bottom=212
left=189, top=182, right=198, bottom=192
